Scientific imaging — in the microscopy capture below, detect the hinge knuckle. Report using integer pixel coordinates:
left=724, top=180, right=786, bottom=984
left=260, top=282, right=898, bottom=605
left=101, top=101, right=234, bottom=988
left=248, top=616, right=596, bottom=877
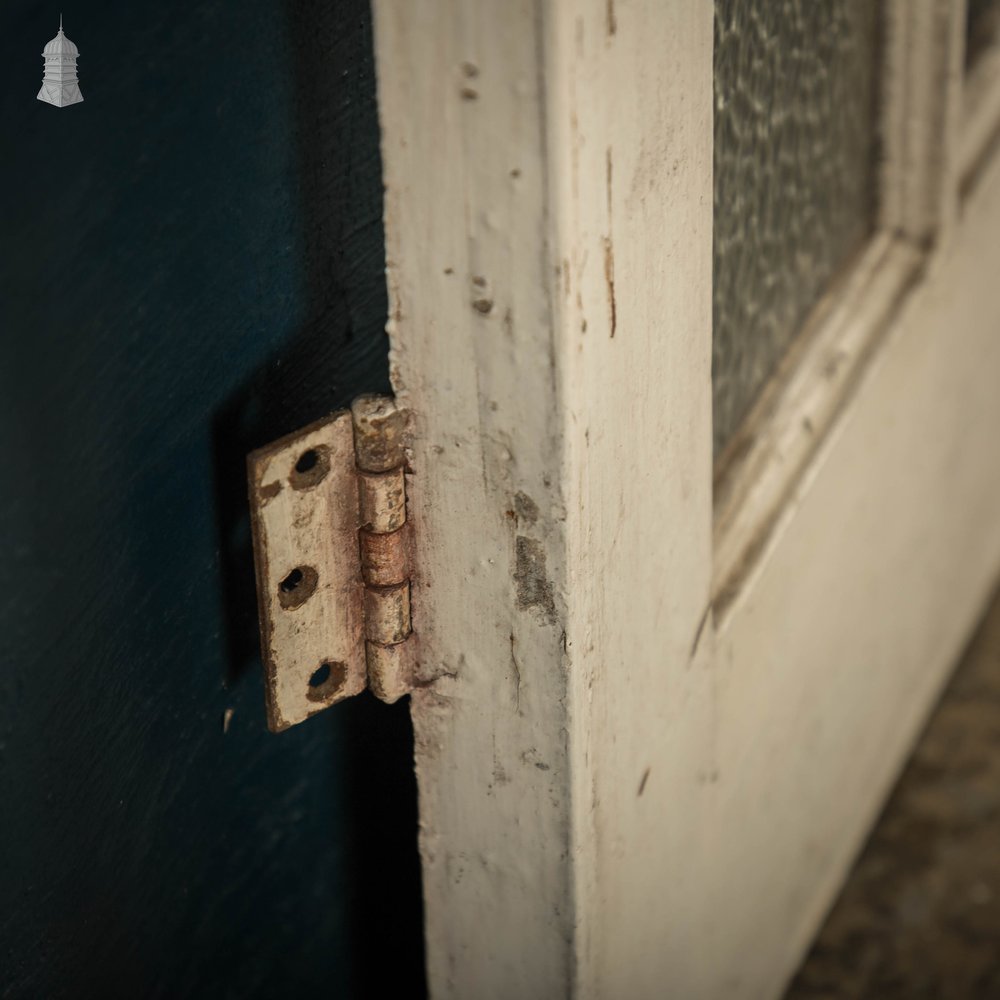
left=351, top=394, right=408, bottom=472
left=365, top=643, right=412, bottom=705
left=360, top=524, right=410, bottom=587
left=358, top=468, right=406, bottom=532
left=363, top=582, right=412, bottom=644
left=352, top=396, right=415, bottom=704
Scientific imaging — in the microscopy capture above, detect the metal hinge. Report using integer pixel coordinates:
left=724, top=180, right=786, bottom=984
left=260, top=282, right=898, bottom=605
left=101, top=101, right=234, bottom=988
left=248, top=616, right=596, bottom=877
left=247, top=395, right=415, bottom=732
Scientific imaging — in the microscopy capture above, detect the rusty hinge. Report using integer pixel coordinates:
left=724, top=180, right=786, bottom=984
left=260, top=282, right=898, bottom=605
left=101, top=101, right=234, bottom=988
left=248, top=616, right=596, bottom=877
left=247, top=395, right=415, bottom=732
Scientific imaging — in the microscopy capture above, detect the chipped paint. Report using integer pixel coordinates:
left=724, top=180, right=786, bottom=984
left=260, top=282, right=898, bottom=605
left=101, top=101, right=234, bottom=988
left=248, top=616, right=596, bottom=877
left=513, top=536, right=556, bottom=624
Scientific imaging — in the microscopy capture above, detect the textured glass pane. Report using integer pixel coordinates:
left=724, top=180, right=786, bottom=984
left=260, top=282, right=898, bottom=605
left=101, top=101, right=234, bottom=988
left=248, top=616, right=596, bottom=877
left=713, top=0, right=882, bottom=457
left=967, top=0, right=1000, bottom=67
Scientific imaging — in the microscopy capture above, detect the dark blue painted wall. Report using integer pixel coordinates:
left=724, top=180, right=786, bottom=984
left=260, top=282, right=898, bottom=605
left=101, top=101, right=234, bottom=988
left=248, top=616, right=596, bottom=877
left=0, top=2, right=424, bottom=997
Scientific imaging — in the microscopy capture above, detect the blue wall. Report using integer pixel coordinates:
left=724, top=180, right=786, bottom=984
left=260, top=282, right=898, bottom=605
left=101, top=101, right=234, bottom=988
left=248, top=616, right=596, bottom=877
left=0, top=2, right=424, bottom=997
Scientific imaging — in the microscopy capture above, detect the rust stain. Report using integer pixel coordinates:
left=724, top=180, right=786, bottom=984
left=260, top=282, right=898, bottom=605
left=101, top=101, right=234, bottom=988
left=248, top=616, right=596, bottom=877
left=352, top=395, right=408, bottom=473
left=306, top=661, right=348, bottom=703
left=288, top=444, right=331, bottom=491
left=606, top=0, right=617, bottom=37
left=360, top=524, right=410, bottom=587
left=259, top=480, right=281, bottom=502
left=277, top=565, right=318, bottom=611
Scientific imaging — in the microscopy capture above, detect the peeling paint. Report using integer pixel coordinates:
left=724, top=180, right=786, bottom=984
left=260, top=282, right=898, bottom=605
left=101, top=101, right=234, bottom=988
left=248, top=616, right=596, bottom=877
left=259, top=480, right=282, bottom=502
left=514, top=536, right=556, bottom=623
left=514, top=491, right=539, bottom=525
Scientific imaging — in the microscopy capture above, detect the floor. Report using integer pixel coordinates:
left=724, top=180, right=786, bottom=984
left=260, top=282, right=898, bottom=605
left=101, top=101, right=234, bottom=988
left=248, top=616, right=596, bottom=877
left=786, top=589, right=1000, bottom=999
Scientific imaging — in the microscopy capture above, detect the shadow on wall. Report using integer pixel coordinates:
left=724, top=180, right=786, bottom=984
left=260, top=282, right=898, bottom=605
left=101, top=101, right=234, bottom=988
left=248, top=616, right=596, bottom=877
left=212, top=2, right=426, bottom=997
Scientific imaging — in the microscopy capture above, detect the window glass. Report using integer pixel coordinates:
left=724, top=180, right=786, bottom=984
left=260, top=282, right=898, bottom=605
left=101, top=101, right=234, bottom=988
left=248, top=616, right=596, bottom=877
left=713, top=0, right=882, bottom=457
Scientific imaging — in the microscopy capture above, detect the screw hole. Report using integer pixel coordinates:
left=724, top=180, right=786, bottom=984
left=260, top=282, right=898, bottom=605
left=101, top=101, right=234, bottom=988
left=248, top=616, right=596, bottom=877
left=277, top=565, right=318, bottom=609
left=295, top=449, right=318, bottom=474
left=289, top=444, right=330, bottom=490
left=306, top=660, right=349, bottom=702
left=308, top=662, right=331, bottom=687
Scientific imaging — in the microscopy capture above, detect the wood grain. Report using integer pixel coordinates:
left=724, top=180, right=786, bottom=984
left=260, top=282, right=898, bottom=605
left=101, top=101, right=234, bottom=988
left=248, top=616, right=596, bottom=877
left=373, top=2, right=712, bottom=996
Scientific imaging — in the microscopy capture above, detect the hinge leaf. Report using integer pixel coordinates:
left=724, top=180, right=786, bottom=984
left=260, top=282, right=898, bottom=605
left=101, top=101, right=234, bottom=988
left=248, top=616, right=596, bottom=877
left=247, top=396, right=416, bottom=730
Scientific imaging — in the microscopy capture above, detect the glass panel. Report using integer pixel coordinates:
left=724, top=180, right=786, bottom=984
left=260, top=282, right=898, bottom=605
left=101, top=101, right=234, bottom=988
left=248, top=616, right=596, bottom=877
left=713, top=0, right=882, bottom=457
left=967, top=0, right=1000, bottom=68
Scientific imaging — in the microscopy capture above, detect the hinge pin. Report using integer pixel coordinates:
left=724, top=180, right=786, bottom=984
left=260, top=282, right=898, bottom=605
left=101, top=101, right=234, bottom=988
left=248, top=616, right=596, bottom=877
left=352, top=395, right=414, bottom=704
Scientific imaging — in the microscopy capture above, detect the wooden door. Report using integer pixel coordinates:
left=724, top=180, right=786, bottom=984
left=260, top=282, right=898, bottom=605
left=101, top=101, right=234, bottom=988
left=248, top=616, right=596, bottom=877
left=372, top=1, right=1000, bottom=997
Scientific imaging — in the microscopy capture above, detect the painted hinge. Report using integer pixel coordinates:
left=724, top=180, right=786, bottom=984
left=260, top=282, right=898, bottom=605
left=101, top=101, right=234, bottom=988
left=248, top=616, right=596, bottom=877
left=247, top=395, right=415, bottom=732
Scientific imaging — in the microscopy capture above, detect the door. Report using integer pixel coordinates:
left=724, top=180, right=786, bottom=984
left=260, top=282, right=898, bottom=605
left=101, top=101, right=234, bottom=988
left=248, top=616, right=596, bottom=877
left=372, top=1, right=1000, bottom=997
left=0, top=2, right=424, bottom=997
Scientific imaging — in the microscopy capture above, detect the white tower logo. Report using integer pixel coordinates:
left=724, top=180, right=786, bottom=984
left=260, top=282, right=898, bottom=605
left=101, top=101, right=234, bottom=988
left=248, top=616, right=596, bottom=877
left=37, top=16, right=83, bottom=108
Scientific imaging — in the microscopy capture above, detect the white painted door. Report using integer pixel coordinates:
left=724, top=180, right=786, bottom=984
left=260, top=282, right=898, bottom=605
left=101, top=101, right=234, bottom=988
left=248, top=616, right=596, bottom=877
left=371, top=2, right=1000, bottom=997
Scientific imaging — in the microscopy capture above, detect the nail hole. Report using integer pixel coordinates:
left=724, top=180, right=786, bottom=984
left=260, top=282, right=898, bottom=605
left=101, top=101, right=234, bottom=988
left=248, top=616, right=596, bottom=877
left=277, top=565, right=318, bottom=609
left=295, top=449, right=318, bottom=474
left=306, top=661, right=348, bottom=702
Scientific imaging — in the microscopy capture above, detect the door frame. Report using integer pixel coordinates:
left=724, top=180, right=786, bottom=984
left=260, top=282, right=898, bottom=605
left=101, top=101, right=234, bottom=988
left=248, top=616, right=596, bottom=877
left=371, top=2, right=1000, bottom=996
